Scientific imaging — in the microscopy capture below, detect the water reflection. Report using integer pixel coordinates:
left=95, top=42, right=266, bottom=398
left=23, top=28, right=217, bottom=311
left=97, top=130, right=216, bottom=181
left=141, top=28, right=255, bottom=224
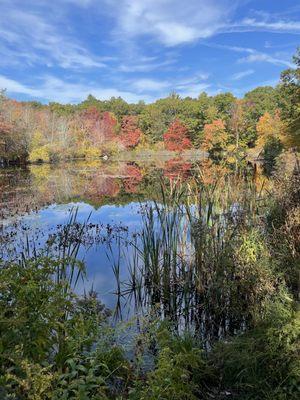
left=0, top=158, right=197, bottom=307
left=0, top=157, right=269, bottom=344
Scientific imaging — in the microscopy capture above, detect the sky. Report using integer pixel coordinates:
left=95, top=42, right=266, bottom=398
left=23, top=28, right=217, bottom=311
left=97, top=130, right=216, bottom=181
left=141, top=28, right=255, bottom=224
left=0, top=0, right=299, bottom=104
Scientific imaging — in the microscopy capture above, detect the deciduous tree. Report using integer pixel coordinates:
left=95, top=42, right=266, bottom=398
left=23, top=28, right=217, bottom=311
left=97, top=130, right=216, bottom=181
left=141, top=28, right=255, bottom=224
left=201, top=119, right=228, bottom=157
left=163, top=119, right=192, bottom=151
left=120, top=116, right=142, bottom=148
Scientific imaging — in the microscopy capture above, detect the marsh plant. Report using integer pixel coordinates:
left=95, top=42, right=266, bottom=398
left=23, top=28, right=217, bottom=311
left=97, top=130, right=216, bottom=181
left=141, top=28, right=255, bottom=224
left=113, top=172, right=280, bottom=345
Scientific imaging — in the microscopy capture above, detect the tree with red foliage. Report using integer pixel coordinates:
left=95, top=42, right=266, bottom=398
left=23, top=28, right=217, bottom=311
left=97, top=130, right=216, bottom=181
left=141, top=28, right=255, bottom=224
left=101, top=111, right=118, bottom=142
left=123, top=164, right=143, bottom=193
left=120, top=116, right=142, bottom=149
left=82, top=107, right=118, bottom=146
left=163, top=157, right=192, bottom=181
left=163, top=119, right=192, bottom=151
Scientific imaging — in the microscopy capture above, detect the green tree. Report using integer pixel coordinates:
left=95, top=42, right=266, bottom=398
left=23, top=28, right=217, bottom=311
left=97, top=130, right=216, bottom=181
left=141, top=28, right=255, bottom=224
left=278, top=48, right=300, bottom=147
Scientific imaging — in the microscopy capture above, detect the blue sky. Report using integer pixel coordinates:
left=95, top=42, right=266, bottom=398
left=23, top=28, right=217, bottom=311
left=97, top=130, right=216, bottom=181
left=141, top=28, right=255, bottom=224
left=0, top=0, right=299, bottom=103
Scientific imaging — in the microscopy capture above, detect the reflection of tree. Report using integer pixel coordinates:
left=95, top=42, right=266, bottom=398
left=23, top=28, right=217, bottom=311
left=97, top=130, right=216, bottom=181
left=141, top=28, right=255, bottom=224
left=163, top=157, right=192, bottom=181
left=0, top=162, right=146, bottom=221
left=1, top=159, right=270, bottom=224
left=122, top=164, right=143, bottom=193
left=84, top=174, right=120, bottom=199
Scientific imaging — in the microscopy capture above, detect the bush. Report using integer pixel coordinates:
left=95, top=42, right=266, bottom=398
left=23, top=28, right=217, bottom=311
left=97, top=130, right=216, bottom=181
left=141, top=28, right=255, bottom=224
left=130, top=329, right=211, bottom=400
left=211, top=306, right=300, bottom=399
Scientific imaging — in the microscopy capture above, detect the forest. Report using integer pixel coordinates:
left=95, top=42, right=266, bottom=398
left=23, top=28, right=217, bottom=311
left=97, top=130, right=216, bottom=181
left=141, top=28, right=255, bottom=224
left=1, top=49, right=299, bottom=166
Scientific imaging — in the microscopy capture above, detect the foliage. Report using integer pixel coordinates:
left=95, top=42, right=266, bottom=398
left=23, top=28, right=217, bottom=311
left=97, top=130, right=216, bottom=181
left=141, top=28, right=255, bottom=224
left=130, top=332, right=208, bottom=400
left=120, top=115, right=142, bottom=148
left=256, top=111, right=285, bottom=149
left=267, top=166, right=300, bottom=297
left=163, top=119, right=192, bottom=151
left=254, top=110, right=286, bottom=172
left=211, top=307, right=300, bottom=399
left=1, top=50, right=300, bottom=163
left=201, top=119, right=228, bottom=157
left=279, top=47, right=300, bottom=147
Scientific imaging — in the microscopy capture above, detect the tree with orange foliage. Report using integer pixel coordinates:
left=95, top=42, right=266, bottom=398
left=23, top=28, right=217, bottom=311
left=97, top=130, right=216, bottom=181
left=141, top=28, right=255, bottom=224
left=163, top=119, right=192, bottom=151
left=201, top=119, right=228, bottom=157
left=120, top=116, right=142, bottom=149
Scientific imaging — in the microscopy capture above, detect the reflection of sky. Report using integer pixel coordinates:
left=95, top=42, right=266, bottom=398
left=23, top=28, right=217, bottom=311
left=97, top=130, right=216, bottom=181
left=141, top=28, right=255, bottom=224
left=3, top=201, right=144, bottom=312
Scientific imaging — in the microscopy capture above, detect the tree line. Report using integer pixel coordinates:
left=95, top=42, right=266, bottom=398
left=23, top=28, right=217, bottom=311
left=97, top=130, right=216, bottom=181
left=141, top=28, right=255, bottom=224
left=0, top=49, right=299, bottom=164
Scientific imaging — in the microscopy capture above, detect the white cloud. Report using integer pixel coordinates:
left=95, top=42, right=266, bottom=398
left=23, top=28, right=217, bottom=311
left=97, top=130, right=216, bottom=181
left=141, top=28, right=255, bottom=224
left=131, top=78, right=171, bottom=92
left=118, top=58, right=176, bottom=72
left=102, top=1, right=300, bottom=47
left=0, top=3, right=108, bottom=69
left=129, top=73, right=210, bottom=97
left=204, top=43, right=294, bottom=69
left=238, top=53, right=294, bottom=68
left=0, top=74, right=152, bottom=104
left=231, top=69, right=254, bottom=80
left=0, top=76, right=39, bottom=97
left=106, top=0, right=237, bottom=46
left=240, top=18, right=300, bottom=33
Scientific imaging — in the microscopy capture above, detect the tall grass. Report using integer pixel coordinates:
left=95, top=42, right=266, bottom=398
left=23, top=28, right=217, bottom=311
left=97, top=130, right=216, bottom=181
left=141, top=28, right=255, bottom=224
left=114, top=172, right=273, bottom=344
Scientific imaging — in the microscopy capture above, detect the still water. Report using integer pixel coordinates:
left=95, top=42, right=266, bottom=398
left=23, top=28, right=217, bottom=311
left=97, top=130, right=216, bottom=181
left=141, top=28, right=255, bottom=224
left=0, top=158, right=198, bottom=317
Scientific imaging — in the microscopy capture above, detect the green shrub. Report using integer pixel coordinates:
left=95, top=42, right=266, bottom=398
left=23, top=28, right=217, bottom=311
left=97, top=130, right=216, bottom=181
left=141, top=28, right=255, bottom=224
left=130, top=330, right=211, bottom=400
left=211, top=307, right=300, bottom=399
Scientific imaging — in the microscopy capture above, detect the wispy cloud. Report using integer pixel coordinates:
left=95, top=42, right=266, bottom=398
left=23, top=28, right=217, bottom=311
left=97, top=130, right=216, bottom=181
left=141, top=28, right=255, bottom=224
left=129, top=73, right=210, bottom=97
left=105, top=0, right=238, bottom=46
left=118, top=58, right=176, bottom=72
left=131, top=78, right=171, bottom=92
left=0, top=75, right=39, bottom=97
left=239, top=17, right=300, bottom=33
left=0, top=74, right=152, bottom=104
left=101, top=1, right=300, bottom=47
left=204, top=43, right=294, bottom=68
left=0, top=0, right=298, bottom=103
left=0, top=2, right=108, bottom=69
left=238, top=53, right=294, bottom=68
left=231, top=69, right=254, bottom=80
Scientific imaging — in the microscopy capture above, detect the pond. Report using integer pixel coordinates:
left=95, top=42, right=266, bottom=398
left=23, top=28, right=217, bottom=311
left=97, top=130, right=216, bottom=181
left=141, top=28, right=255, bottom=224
left=0, top=158, right=201, bottom=312
left=0, top=157, right=269, bottom=342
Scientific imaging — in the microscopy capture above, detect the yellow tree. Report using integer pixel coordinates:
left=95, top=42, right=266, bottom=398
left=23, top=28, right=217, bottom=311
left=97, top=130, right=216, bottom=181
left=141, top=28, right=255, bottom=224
left=254, top=111, right=286, bottom=172
left=256, top=110, right=286, bottom=151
